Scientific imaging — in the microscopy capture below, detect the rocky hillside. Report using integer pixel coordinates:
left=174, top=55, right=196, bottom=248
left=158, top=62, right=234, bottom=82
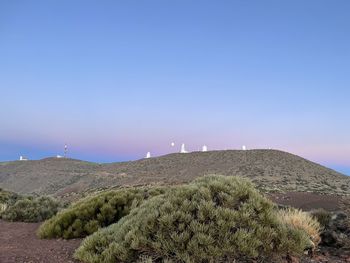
left=0, top=150, right=349, bottom=196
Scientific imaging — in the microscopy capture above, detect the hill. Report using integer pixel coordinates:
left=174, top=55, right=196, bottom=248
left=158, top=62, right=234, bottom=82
left=0, top=150, right=349, bottom=196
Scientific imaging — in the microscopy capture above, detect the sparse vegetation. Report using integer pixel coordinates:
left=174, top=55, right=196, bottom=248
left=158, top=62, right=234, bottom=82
left=1, top=196, right=61, bottom=222
left=75, top=175, right=315, bottom=263
left=38, top=186, right=166, bottom=239
left=1, top=150, right=349, bottom=197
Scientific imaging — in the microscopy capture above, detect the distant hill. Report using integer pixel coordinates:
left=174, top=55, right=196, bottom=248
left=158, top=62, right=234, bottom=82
left=0, top=150, right=349, bottom=196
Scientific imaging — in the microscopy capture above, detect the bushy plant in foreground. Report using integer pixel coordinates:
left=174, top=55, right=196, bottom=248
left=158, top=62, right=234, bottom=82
left=38, top=186, right=166, bottom=239
left=0, top=189, right=21, bottom=207
left=0, top=203, right=8, bottom=214
left=75, top=175, right=315, bottom=263
left=1, top=196, right=61, bottom=222
left=278, top=209, right=321, bottom=248
left=1, top=189, right=24, bottom=218
left=310, top=208, right=332, bottom=228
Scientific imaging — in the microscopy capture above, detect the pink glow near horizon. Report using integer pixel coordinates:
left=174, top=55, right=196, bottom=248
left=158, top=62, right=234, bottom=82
left=15, top=137, right=349, bottom=166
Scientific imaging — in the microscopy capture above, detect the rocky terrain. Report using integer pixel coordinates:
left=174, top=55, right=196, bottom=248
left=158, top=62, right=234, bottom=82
left=0, top=150, right=349, bottom=197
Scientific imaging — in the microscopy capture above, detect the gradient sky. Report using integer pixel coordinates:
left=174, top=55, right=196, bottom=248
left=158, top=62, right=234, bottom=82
left=0, top=1, right=349, bottom=175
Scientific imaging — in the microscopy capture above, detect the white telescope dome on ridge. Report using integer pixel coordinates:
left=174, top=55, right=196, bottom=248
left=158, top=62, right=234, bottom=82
left=180, top=143, right=188, bottom=153
left=145, top=152, right=151, bottom=159
left=202, top=145, right=208, bottom=152
left=242, top=145, right=247, bottom=151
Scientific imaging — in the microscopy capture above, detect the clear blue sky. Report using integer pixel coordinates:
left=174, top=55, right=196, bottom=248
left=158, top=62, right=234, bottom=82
left=0, top=1, right=349, bottom=175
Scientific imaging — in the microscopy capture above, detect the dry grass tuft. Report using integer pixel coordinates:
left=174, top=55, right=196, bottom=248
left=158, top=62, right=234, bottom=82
left=278, top=209, right=321, bottom=248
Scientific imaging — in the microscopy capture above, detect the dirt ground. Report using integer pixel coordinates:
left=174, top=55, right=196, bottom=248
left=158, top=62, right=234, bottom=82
left=268, top=191, right=342, bottom=211
left=0, top=220, right=81, bottom=263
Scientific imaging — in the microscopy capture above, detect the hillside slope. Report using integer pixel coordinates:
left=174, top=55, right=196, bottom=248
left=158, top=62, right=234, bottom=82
left=0, top=150, right=349, bottom=196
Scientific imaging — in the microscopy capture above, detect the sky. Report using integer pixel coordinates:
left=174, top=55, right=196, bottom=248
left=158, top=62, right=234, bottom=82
left=0, top=1, right=349, bottom=175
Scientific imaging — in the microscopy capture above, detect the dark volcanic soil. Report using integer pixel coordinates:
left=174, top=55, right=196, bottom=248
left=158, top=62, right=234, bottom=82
left=268, top=192, right=342, bottom=211
left=0, top=220, right=81, bottom=263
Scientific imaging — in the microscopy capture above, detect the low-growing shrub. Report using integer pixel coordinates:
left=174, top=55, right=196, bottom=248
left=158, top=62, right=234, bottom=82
left=0, top=189, right=21, bottom=206
left=75, top=175, right=314, bottom=263
left=38, top=186, right=166, bottom=239
left=310, top=208, right=332, bottom=228
left=0, top=189, right=22, bottom=218
left=0, top=203, right=8, bottom=214
left=1, top=196, right=61, bottom=222
left=278, top=209, right=321, bottom=248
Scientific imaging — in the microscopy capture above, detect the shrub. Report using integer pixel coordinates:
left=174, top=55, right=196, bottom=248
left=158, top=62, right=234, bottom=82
left=0, top=189, right=21, bottom=206
left=310, top=209, right=332, bottom=228
left=75, top=175, right=313, bottom=263
left=0, top=203, right=8, bottom=214
left=0, top=189, right=21, bottom=218
left=1, top=196, right=61, bottom=222
left=38, top=186, right=166, bottom=239
left=278, top=209, right=321, bottom=248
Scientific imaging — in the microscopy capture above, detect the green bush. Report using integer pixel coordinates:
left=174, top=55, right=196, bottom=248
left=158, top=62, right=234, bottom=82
left=1, top=196, right=61, bottom=222
left=310, top=209, right=332, bottom=228
left=0, top=189, right=19, bottom=217
left=0, top=189, right=21, bottom=206
left=75, top=175, right=313, bottom=263
left=0, top=203, right=8, bottom=215
left=38, top=186, right=166, bottom=239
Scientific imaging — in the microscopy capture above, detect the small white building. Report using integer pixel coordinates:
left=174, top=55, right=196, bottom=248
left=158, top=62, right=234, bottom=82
left=242, top=145, right=247, bottom=151
left=202, top=145, right=208, bottom=152
left=145, top=152, right=151, bottom=159
left=180, top=143, right=188, bottom=153
left=19, top=156, right=28, bottom=161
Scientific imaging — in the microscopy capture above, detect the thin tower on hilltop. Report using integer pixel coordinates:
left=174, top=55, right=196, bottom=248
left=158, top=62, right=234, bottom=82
left=64, top=144, right=68, bottom=158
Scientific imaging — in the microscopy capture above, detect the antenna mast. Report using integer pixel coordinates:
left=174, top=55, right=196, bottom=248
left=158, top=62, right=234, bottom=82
left=64, top=144, right=68, bottom=158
